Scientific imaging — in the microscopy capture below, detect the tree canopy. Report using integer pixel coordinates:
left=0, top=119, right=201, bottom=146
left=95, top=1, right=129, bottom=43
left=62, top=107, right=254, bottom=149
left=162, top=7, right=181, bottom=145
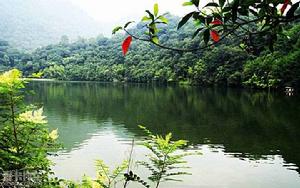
left=114, top=0, right=300, bottom=54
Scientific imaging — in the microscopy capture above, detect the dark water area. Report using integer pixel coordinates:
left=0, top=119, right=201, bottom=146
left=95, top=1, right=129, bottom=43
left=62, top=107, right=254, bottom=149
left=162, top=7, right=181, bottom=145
left=26, top=81, right=300, bottom=188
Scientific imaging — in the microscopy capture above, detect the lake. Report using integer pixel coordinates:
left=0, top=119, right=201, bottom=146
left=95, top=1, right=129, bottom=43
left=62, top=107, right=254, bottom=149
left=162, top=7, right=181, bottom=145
left=26, top=81, right=300, bottom=188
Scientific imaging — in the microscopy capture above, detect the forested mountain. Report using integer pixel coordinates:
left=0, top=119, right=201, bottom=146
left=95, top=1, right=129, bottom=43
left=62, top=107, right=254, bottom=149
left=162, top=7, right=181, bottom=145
left=0, top=0, right=105, bottom=50
left=1, top=15, right=300, bottom=89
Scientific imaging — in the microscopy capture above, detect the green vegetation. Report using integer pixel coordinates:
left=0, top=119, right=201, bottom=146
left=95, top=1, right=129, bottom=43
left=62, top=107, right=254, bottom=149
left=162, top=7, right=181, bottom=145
left=117, top=1, right=300, bottom=52
left=137, top=126, right=200, bottom=188
left=65, top=160, right=129, bottom=187
left=1, top=16, right=300, bottom=89
left=0, top=69, right=60, bottom=187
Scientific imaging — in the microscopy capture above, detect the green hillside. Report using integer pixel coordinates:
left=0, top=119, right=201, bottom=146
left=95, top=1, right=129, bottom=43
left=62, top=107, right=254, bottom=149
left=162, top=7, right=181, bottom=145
left=1, top=15, right=300, bottom=89
left=0, top=0, right=104, bottom=50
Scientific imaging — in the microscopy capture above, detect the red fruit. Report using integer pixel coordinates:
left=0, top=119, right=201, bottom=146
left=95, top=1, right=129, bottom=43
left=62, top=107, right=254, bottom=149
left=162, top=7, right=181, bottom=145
left=122, top=36, right=132, bottom=56
left=210, top=30, right=220, bottom=42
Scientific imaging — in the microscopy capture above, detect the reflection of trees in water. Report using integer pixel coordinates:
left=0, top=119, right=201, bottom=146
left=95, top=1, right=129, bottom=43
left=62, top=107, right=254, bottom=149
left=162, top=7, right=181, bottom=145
left=26, top=81, right=300, bottom=173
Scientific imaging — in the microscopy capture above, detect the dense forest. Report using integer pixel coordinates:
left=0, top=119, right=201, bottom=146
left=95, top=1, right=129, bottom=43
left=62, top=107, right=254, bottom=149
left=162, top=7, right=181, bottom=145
left=0, top=15, right=300, bottom=89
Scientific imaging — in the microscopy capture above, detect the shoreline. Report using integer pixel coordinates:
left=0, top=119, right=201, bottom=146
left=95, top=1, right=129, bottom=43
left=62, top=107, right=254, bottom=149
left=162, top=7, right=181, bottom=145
left=23, top=78, right=56, bottom=81
left=23, top=78, right=296, bottom=94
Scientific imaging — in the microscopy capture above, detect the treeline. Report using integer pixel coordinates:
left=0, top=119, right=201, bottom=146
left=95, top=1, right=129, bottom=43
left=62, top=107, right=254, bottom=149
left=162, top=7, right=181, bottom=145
left=1, top=16, right=300, bottom=89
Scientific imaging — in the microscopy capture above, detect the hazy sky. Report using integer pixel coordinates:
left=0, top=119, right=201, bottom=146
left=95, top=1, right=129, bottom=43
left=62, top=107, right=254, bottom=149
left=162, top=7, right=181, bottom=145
left=68, top=0, right=207, bottom=24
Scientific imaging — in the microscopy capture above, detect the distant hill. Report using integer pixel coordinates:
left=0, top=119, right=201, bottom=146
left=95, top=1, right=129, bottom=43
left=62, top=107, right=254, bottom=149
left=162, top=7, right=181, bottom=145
left=0, top=0, right=106, bottom=50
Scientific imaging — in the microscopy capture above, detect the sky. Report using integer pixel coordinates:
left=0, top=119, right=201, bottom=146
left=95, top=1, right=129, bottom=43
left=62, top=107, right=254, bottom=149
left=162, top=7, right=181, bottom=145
left=68, top=0, right=206, bottom=24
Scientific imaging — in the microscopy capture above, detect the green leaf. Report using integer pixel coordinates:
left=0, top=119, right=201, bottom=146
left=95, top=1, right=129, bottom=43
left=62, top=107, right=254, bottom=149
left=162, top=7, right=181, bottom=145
left=154, top=3, right=159, bottom=17
left=191, top=0, right=199, bottom=7
left=269, top=40, right=274, bottom=52
left=31, top=72, right=43, bottom=78
left=182, top=2, right=194, bottom=6
left=205, top=17, right=213, bottom=25
left=232, top=0, right=239, bottom=22
left=149, top=23, right=158, bottom=34
left=203, top=29, right=210, bottom=45
left=192, top=12, right=199, bottom=19
left=149, top=27, right=155, bottom=35
left=112, top=26, right=122, bottom=34
left=238, top=7, right=249, bottom=16
left=222, top=6, right=232, bottom=13
left=192, top=28, right=204, bottom=39
left=197, top=15, right=206, bottom=24
left=286, top=2, right=300, bottom=18
left=112, top=160, right=129, bottom=178
left=219, top=0, right=225, bottom=7
left=158, top=16, right=168, bottom=24
left=249, top=8, right=258, bottom=16
left=142, top=16, right=152, bottom=22
left=204, top=2, right=219, bottom=7
left=194, top=19, right=201, bottom=26
left=177, top=12, right=195, bottom=30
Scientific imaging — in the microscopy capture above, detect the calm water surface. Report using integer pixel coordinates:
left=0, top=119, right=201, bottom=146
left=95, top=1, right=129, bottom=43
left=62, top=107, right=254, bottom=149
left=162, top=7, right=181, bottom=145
left=27, top=81, right=300, bottom=188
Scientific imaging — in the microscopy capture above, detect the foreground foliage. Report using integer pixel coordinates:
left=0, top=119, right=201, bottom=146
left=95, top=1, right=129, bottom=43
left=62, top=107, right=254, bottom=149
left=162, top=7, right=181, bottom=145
left=115, top=1, right=300, bottom=52
left=137, top=125, right=200, bottom=188
left=0, top=69, right=60, bottom=187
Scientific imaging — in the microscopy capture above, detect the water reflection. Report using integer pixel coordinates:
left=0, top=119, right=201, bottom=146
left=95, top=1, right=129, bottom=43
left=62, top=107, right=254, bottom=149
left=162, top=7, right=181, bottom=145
left=26, top=81, right=300, bottom=187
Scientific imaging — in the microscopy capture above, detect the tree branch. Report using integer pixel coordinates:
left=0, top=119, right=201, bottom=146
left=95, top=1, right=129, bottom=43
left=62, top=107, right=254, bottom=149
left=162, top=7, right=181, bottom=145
left=124, top=27, right=238, bottom=52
